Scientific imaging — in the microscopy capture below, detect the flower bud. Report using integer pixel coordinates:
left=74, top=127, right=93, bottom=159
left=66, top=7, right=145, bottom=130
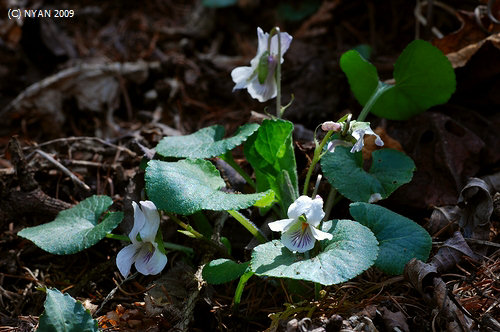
left=321, top=121, right=341, bottom=132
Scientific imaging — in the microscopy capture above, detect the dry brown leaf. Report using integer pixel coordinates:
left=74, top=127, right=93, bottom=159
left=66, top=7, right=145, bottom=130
left=430, top=231, right=480, bottom=273
left=457, top=177, right=493, bottom=240
left=428, top=206, right=460, bottom=237
left=446, top=32, right=500, bottom=68
left=380, top=307, right=409, bottom=332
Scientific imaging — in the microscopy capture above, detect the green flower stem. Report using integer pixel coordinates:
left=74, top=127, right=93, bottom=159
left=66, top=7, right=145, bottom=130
left=167, top=213, right=205, bottom=239
left=167, top=213, right=230, bottom=258
left=323, top=187, right=338, bottom=221
left=105, top=233, right=129, bottom=242
left=302, top=130, right=335, bottom=196
left=227, top=210, right=267, bottom=244
left=357, top=82, right=391, bottom=121
left=105, top=233, right=194, bottom=255
left=220, top=152, right=256, bottom=189
left=276, top=27, right=282, bottom=119
left=233, top=270, right=254, bottom=313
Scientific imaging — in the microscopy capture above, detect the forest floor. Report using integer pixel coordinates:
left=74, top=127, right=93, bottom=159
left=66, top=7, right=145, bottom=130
left=1, top=0, right=500, bottom=331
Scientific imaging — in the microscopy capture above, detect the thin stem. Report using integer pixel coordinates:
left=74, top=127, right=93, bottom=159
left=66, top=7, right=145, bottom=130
left=167, top=213, right=205, bottom=239
left=276, top=27, right=282, bottom=119
left=167, top=213, right=230, bottom=258
left=312, top=174, right=322, bottom=198
left=162, top=242, right=194, bottom=255
left=323, top=187, right=337, bottom=221
left=233, top=270, right=254, bottom=313
left=105, top=233, right=130, bottom=242
left=105, top=233, right=194, bottom=255
left=357, top=82, right=391, bottom=122
left=220, top=153, right=256, bottom=189
left=303, top=130, right=335, bottom=195
left=227, top=210, right=267, bottom=244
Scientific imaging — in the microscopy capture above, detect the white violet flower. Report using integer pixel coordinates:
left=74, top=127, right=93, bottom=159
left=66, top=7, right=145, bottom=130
left=349, top=121, right=384, bottom=153
left=116, top=200, right=167, bottom=278
left=231, top=27, right=293, bottom=102
left=268, top=195, right=333, bottom=253
left=326, top=121, right=384, bottom=153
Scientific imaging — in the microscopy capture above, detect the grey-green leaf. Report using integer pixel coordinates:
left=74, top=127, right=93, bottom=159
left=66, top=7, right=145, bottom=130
left=156, top=124, right=259, bottom=159
left=37, top=288, right=98, bottom=332
left=18, top=195, right=123, bottom=255
left=250, top=220, right=378, bottom=285
left=321, top=146, right=415, bottom=202
left=202, top=259, right=250, bottom=284
left=146, top=159, right=272, bottom=215
left=350, top=202, right=432, bottom=275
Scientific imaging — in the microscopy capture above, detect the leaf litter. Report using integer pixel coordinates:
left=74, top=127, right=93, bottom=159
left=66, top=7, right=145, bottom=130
left=1, top=1, right=500, bottom=331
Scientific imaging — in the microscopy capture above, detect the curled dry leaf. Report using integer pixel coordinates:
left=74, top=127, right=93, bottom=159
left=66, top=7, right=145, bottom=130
left=404, top=258, right=438, bottom=297
left=428, top=205, right=460, bottom=237
left=430, top=231, right=480, bottom=273
left=433, top=11, right=500, bottom=56
left=457, top=177, right=493, bottom=239
left=445, top=32, right=500, bottom=68
left=404, top=259, right=473, bottom=331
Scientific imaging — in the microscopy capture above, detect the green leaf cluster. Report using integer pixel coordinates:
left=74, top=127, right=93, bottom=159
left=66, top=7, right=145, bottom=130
left=18, top=195, right=123, bottom=255
left=244, top=119, right=299, bottom=214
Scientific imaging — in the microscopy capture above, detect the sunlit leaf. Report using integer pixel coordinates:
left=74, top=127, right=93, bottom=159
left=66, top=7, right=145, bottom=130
left=18, top=196, right=123, bottom=255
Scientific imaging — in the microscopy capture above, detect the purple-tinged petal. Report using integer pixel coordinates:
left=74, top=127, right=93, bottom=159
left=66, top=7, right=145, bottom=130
left=282, top=222, right=315, bottom=253
left=255, top=27, right=269, bottom=62
left=138, top=201, right=160, bottom=243
left=116, top=244, right=138, bottom=278
left=269, top=32, right=293, bottom=62
left=247, top=72, right=277, bottom=102
left=135, top=243, right=167, bottom=276
left=130, top=202, right=145, bottom=244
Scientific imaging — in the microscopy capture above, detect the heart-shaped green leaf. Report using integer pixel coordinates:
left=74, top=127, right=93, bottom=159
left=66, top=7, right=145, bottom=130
left=350, top=202, right=432, bottom=275
left=145, top=159, right=272, bottom=215
left=18, top=195, right=123, bottom=255
left=340, top=40, right=456, bottom=120
left=250, top=220, right=378, bottom=285
left=321, top=146, right=415, bottom=202
left=340, top=49, right=379, bottom=106
left=37, top=288, right=98, bottom=332
left=202, top=259, right=250, bottom=284
left=156, top=123, right=259, bottom=159
left=244, top=119, right=298, bottom=211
